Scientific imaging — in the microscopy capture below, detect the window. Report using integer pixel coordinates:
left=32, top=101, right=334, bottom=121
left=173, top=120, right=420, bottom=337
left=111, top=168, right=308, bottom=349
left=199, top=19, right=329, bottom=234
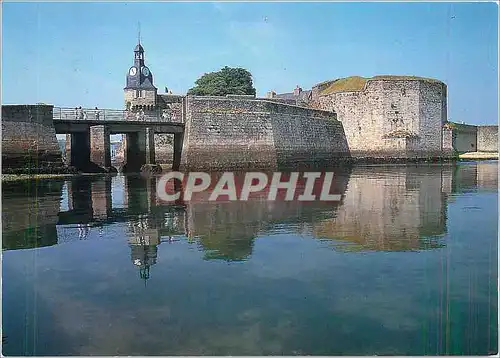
left=135, top=90, right=146, bottom=98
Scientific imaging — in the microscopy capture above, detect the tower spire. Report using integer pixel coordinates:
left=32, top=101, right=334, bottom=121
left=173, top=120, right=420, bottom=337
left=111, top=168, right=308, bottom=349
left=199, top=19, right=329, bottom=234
left=138, top=22, right=141, bottom=45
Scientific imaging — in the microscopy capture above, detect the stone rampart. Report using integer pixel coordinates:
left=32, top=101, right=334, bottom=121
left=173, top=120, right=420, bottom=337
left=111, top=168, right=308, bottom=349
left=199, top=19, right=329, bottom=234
left=154, top=134, right=174, bottom=164
left=310, top=76, right=452, bottom=159
left=477, top=125, right=498, bottom=152
left=444, top=122, right=498, bottom=154
left=1, top=104, right=65, bottom=172
left=180, top=96, right=349, bottom=170
left=451, top=123, right=478, bottom=153
left=155, top=95, right=184, bottom=164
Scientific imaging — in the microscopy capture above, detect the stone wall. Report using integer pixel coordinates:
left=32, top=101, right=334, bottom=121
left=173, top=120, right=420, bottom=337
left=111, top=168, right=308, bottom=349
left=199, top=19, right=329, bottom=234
left=417, top=81, right=447, bottom=152
left=1, top=104, right=64, bottom=171
left=154, top=94, right=183, bottom=164
left=90, top=125, right=110, bottom=168
left=310, top=77, right=451, bottom=159
left=477, top=125, right=498, bottom=152
left=442, top=126, right=455, bottom=156
left=157, top=94, right=183, bottom=118
left=445, top=123, right=498, bottom=153
left=154, top=133, right=174, bottom=164
left=261, top=97, right=297, bottom=106
left=124, top=88, right=157, bottom=109
left=452, top=123, right=478, bottom=153
left=180, top=96, right=349, bottom=170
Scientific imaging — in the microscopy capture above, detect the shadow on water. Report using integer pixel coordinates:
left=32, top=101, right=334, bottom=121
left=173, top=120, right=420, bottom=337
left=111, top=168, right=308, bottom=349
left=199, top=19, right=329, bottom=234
left=1, top=161, right=498, bottom=355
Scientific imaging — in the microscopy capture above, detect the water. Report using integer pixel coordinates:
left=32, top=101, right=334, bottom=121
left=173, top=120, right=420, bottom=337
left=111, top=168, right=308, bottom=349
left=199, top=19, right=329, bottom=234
left=1, top=162, right=498, bottom=356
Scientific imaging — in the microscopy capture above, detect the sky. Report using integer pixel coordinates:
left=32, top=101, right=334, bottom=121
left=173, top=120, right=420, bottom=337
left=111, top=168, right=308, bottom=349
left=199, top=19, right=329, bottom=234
left=2, top=1, right=498, bottom=125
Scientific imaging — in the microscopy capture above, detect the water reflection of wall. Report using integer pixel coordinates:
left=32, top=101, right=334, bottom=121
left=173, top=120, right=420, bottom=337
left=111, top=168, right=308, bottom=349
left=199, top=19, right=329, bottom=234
left=183, top=169, right=351, bottom=261
left=2, top=180, right=63, bottom=250
left=312, top=166, right=451, bottom=251
left=476, top=162, right=498, bottom=190
left=2, top=162, right=497, bottom=254
left=452, top=161, right=498, bottom=193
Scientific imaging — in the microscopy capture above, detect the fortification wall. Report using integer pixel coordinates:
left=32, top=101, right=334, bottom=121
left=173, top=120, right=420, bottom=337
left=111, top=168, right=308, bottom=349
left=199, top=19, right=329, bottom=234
left=311, top=78, right=451, bottom=159
left=442, top=127, right=455, bottom=156
left=477, top=125, right=498, bottom=152
left=417, top=81, right=447, bottom=152
left=154, top=95, right=183, bottom=164
left=1, top=104, right=64, bottom=171
left=445, top=123, right=498, bottom=153
left=452, top=124, right=478, bottom=153
left=154, top=134, right=174, bottom=164
left=180, top=97, right=349, bottom=170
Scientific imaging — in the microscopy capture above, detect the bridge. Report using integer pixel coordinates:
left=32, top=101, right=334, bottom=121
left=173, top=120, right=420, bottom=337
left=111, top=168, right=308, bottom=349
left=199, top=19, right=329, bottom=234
left=53, top=107, right=184, bottom=125
left=53, top=106, right=185, bottom=172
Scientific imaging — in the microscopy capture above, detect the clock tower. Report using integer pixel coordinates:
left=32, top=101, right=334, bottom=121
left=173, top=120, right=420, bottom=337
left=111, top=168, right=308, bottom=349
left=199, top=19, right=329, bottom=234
left=124, top=41, right=158, bottom=110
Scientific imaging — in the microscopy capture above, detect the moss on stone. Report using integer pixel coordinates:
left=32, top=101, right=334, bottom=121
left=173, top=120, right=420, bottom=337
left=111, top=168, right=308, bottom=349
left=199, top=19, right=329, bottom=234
left=319, top=75, right=444, bottom=95
left=320, top=76, right=368, bottom=95
left=446, top=121, right=478, bottom=132
left=443, top=121, right=456, bottom=129
left=371, top=75, right=442, bottom=83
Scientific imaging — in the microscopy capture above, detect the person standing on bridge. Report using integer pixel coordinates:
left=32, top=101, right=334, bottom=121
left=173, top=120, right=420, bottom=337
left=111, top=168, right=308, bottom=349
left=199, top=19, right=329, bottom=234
left=95, top=107, right=100, bottom=120
left=78, top=106, right=84, bottom=119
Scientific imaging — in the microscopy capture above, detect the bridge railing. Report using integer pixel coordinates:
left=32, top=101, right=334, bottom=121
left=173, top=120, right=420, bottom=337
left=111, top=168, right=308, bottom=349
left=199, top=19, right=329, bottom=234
left=53, top=107, right=184, bottom=124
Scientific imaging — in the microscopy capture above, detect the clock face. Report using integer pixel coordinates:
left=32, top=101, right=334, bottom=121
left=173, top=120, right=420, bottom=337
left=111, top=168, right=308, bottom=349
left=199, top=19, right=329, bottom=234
left=129, top=67, right=137, bottom=76
left=142, top=67, right=150, bottom=76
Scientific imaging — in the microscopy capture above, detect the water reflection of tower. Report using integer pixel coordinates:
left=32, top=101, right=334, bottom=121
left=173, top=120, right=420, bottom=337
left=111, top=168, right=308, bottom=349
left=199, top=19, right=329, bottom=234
left=128, top=217, right=160, bottom=282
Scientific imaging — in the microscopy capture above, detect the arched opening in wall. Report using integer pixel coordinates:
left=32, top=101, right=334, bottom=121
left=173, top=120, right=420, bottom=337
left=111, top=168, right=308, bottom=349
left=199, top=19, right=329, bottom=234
left=56, top=133, right=70, bottom=166
left=110, top=133, right=126, bottom=172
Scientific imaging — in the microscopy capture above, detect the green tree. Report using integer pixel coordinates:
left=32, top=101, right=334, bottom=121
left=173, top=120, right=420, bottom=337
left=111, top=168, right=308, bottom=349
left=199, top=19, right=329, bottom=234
left=188, top=66, right=256, bottom=96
